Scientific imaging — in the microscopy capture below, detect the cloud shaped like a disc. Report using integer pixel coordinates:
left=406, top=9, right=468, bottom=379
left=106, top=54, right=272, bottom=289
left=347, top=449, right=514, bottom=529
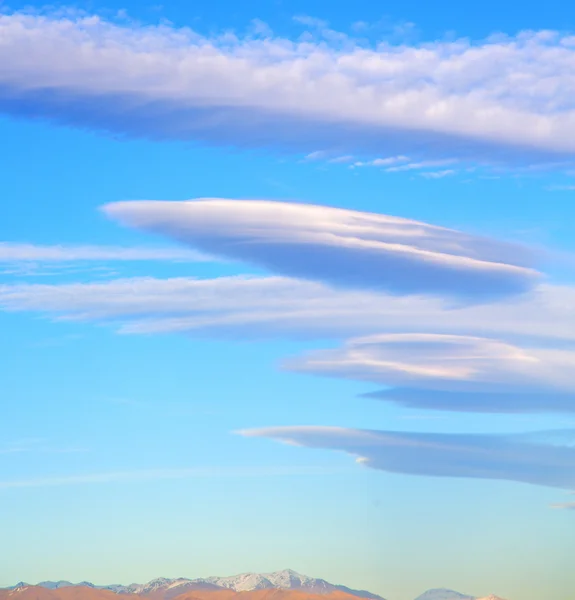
left=104, top=199, right=539, bottom=301
left=240, top=426, right=575, bottom=490
left=285, top=333, right=575, bottom=412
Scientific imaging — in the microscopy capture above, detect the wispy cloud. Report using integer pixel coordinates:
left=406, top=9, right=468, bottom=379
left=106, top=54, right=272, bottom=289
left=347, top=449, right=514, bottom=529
left=0, top=242, right=211, bottom=263
left=302, top=151, right=354, bottom=165
left=103, top=199, right=539, bottom=301
left=385, top=160, right=458, bottom=173
left=303, top=151, right=328, bottom=162
left=3, top=277, right=575, bottom=344
left=352, top=156, right=409, bottom=168
left=0, top=465, right=343, bottom=489
left=549, top=501, right=575, bottom=510
left=5, top=274, right=575, bottom=413
left=420, top=169, right=456, bottom=179
left=239, top=426, right=575, bottom=490
left=351, top=158, right=459, bottom=178
left=3, top=12, right=575, bottom=165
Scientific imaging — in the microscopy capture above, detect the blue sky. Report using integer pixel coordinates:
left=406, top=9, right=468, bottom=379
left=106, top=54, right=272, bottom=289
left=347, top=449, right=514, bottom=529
left=1, top=2, right=575, bottom=600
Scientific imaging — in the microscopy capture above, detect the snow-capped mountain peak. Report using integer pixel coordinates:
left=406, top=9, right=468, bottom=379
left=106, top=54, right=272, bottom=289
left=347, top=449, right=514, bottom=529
left=2, top=573, right=506, bottom=600
left=7, top=584, right=30, bottom=593
left=196, top=569, right=381, bottom=599
left=202, top=570, right=314, bottom=592
left=132, top=579, right=181, bottom=595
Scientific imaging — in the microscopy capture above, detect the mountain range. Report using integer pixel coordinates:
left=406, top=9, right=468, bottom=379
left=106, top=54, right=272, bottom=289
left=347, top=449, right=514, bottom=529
left=1, top=570, right=506, bottom=600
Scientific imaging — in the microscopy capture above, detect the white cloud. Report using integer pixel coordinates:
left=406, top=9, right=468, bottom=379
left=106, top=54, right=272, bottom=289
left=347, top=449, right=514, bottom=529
left=103, top=199, right=539, bottom=300
left=0, top=276, right=320, bottom=321
left=385, top=160, right=458, bottom=173
left=420, top=169, right=456, bottom=179
left=239, top=426, right=575, bottom=490
left=352, top=156, right=409, bottom=167
left=303, top=151, right=328, bottom=161
left=284, top=333, right=575, bottom=412
left=285, top=333, right=575, bottom=392
left=3, top=12, right=575, bottom=164
left=2, top=277, right=575, bottom=343
left=3, top=274, right=575, bottom=411
left=0, top=242, right=211, bottom=262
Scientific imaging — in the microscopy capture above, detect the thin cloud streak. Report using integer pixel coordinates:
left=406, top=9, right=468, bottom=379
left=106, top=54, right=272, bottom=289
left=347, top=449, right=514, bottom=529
left=0, top=465, right=342, bottom=489
left=385, top=160, right=457, bottom=173
left=0, top=242, right=212, bottom=263
left=3, top=277, right=575, bottom=343
left=420, top=169, right=456, bottom=179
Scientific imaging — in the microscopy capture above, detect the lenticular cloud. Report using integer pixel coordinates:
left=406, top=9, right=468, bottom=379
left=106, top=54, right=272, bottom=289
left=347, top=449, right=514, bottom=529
left=284, top=333, right=575, bottom=412
left=104, top=199, right=539, bottom=301
left=4, top=12, right=575, bottom=164
left=240, top=426, right=575, bottom=490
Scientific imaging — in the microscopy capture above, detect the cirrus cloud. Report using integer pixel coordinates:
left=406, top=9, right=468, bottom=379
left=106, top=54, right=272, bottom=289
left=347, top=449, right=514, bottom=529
left=1, top=277, right=575, bottom=343
left=103, top=199, right=539, bottom=301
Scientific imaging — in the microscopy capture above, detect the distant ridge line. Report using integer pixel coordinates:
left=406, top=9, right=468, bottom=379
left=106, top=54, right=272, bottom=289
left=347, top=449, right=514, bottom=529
left=1, top=570, right=506, bottom=600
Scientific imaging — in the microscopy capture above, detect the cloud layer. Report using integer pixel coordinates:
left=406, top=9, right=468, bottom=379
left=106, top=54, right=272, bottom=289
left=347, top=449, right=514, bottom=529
left=4, top=12, right=575, bottom=164
left=3, top=276, right=575, bottom=412
left=284, top=333, right=575, bottom=412
left=3, top=9, right=574, bottom=503
left=2, top=276, right=575, bottom=343
left=240, top=426, right=575, bottom=489
left=104, top=199, right=539, bottom=300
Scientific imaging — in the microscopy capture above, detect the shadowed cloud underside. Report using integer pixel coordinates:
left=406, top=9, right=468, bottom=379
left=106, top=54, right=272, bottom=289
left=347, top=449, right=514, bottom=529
left=240, top=426, right=575, bottom=489
left=104, top=199, right=539, bottom=300
left=284, top=333, right=575, bottom=412
left=3, top=11, right=575, bottom=167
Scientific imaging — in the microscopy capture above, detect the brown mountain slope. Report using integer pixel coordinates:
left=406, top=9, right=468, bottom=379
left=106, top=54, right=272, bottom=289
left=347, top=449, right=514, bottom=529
left=0, top=588, right=122, bottom=600
left=0, top=588, right=367, bottom=600
left=144, top=585, right=224, bottom=600
left=171, top=589, right=365, bottom=600
left=45, top=589, right=122, bottom=600
left=0, top=588, right=62, bottom=600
